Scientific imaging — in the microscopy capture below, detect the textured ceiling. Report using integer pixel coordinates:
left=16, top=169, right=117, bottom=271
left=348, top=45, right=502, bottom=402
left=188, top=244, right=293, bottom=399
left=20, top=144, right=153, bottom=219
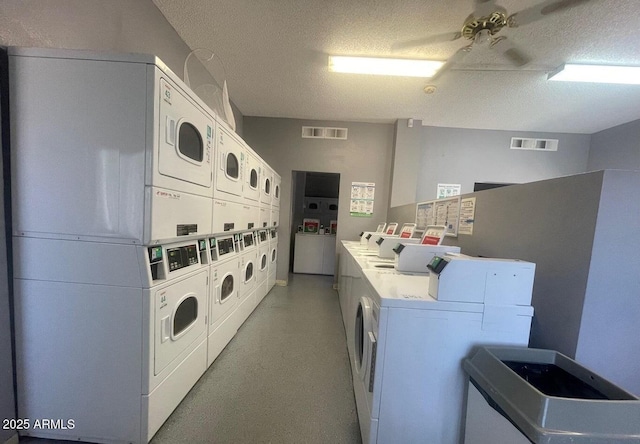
left=153, top=0, right=640, bottom=134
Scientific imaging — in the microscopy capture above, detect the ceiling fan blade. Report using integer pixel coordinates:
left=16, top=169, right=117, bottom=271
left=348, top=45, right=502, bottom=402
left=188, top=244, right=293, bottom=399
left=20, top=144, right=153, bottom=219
left=392, top=31, right=462, bottom=52
left=491, top=37, right=531, bottom=66
left=507, top=0, right=592, bottom=27
left=430, top=45, right=472, bottom=82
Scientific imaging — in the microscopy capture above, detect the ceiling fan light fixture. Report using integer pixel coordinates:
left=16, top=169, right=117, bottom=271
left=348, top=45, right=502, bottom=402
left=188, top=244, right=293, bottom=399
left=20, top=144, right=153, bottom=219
left=328, top=56, right=444, bottom=78
left=548, top=63, right=640, bottom=85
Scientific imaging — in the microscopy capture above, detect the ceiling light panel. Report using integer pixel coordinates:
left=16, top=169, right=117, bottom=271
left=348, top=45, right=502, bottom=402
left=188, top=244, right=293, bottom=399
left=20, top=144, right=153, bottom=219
left=328, top=56, right=444, bottom=78
left=548, top=64, right=640, bottom=85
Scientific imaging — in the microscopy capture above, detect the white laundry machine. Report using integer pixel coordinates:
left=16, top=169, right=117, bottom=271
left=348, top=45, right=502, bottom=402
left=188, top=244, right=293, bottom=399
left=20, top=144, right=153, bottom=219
left=234, top=231, right=258, bottom=326
left=255, top=229, right=270, bottom=305
left=212, top=120, right=250, bottom=234
left=207, top=234, right=241, bottom=367
left=261, top=164, right=274, bottom=207
left=8, top=47, right=214, bottom=245
left=350, top=262, right=535, bottom=444
left=244, top=147, right=261, bottom=204
left=268, top=228, right=278, bottom=290
left=13, top=237, right=210, bottom=443
left=272, top=172, right=281, bottom=208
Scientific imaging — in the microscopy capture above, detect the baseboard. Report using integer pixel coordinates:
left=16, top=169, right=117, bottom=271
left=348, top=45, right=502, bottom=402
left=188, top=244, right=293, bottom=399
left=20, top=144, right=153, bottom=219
left=4, top=433, right=19, bottom=444
left=275, top=279, right=287, bottom=286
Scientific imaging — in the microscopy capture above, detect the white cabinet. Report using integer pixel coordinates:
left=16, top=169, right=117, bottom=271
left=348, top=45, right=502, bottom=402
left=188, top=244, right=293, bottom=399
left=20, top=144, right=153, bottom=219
left=293, top=234, right=336, bottom=275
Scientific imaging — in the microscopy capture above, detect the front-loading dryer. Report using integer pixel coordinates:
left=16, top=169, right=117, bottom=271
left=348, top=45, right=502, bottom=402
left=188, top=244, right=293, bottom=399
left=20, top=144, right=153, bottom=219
left=214, top=122, right=245, bottom=203
left=255, top=229, right=270, bottom=305
left=261, top=164, right=273, bottom=207
left=8, top=47, right=214, bottom=245
left=239, top=231, right=257, bottom=300
left=244, top=147, right=261, bottom=203
left=268, top=228, right=278, bottom=290
left=207, top=234, right=240, bottom=367
left=272, top=172, right=281, bottom=208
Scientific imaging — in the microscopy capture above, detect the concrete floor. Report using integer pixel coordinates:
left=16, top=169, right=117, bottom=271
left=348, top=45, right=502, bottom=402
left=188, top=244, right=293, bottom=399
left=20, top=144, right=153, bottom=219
left=19, top=273, right=361, bottom=444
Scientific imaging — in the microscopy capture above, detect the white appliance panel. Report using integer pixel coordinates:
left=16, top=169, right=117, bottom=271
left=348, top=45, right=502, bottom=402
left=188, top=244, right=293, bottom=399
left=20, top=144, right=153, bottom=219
left=14, top=279, right=143, bottom=443
left=146, top=186, right=212, bottom=244
left=259, top=206, right=270, bottom=228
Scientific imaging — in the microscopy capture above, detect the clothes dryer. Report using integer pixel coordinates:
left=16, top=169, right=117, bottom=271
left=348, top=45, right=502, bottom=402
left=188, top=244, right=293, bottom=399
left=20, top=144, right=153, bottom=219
left=13, top=237, right=210, bottom=443
left=272, top=172, right=281, bottom=208
left=244, top=147, right=261, bottom=203
left=261, top=164, right=273, bottom=207
left=256, top=229, right=270, bottom=305
left=207, top=234, right=240, bottom=367
left=8, top=48, right=214, bottom=245
left=268, top=228, right=278, bottom=290
left=351, top=267, right=534, bottom=444
left=234, top=231, right=258, bottom=326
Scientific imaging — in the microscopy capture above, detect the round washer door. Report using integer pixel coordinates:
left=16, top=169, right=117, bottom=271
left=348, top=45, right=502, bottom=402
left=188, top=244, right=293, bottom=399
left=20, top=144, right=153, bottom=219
left=354, top=296, right=372, bottom=381
left=244, top=260, right=255, bottom=283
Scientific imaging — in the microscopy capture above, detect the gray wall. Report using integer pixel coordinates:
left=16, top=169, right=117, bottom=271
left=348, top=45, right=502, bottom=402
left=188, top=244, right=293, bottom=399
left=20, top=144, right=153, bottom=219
left=389, top=119, right=422, bottom=207
left=443, top=170, right=640, bottom=395
left=386, top=202, right=417, bottom=227
left=576, top=170, right=640, bottom=394
left=588, top=119, right=640, bottom=171
left=416, top=126, right=592, bottom=201
left=0, top=0, right=244, bottom=133
left=243, top=117, right=394, bottom=282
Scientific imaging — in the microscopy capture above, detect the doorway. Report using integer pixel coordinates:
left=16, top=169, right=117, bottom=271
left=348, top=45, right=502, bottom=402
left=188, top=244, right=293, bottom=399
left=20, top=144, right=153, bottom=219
left=290, top=171, right=340, bottom=274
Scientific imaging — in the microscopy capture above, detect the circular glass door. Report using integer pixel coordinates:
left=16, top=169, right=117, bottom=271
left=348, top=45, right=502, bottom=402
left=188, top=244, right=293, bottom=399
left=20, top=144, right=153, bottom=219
left=220, top=274, right=234, bottom=302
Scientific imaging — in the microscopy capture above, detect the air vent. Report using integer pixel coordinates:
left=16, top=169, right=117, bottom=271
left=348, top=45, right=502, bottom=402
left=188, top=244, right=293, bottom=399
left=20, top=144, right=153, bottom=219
left=302, top=126, right=324, bottom=138
left=301, top=126, right=348, bottom=140
left=324, top=127, right=348, bottom=140
left=511, top=137, right=558, bottom=151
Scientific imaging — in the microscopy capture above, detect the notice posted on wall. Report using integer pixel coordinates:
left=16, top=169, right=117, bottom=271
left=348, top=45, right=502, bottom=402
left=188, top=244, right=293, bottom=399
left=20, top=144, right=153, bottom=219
left=437, top=183, right=461, bottom=199
left=350, top=182, right=375, bottom=217
left=414, top=196, right=461, bottom=236
left=458, top=197, right=476, bottom=236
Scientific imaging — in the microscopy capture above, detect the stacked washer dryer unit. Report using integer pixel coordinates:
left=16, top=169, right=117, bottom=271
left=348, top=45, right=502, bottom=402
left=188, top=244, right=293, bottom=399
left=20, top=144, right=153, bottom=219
left=8, top=48, right=215, bottom=443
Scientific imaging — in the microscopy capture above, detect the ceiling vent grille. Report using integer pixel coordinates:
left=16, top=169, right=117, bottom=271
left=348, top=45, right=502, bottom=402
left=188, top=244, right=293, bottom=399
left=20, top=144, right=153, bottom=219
left=302, top=126, right=348, bottom=140
left=510, top=137, right=558, bottom=151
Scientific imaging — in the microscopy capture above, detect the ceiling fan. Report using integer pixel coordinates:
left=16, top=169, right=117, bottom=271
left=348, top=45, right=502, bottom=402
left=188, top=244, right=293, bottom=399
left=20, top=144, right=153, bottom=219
left=393, top=0, right=593, bottom=81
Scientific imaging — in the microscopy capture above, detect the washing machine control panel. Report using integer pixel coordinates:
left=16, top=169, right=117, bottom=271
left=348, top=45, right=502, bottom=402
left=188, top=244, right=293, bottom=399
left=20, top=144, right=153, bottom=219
left=167, top=244, right=199, bottom=271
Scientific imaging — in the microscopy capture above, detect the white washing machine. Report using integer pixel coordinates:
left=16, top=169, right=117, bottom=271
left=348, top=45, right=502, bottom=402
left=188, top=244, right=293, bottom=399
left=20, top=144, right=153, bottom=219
left=214, top=121, right=244, bottom=203
left=268, top=228, right=278, bottom=290
left=8, top=47, right=214, bottom=245
left=13, top=237, right=210, bottom=443
left=207, top=234, right=240, bottom=367
left=350, top=265, right=534, bottom=444
left=244, top=147, right=261, bottom=204
left=212, top=120, right=249, bottom=234
left=261, top=164, right=273, bottom=207
left=272, top=172, right=281, bottom=208
left=255, top=229, right=270, bottom=305
left=233, top=231, right=258, bottom=327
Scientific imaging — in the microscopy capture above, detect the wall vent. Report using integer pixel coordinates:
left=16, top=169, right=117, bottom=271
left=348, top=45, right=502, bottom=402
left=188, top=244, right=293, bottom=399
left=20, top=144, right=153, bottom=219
left=302, top=126, right=325, bottom=138
left=324, top=127, right=348, bottom=140
left=302, top=126, right=348, bottom=140
left=511, top=137, right=558, bottom=151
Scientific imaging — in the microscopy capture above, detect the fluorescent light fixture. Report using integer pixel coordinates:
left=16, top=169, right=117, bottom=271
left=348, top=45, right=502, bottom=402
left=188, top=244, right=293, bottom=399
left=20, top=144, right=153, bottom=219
left=548, top=63, right=640, bottom=85
left=328, top=56, right=444, bottom=78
